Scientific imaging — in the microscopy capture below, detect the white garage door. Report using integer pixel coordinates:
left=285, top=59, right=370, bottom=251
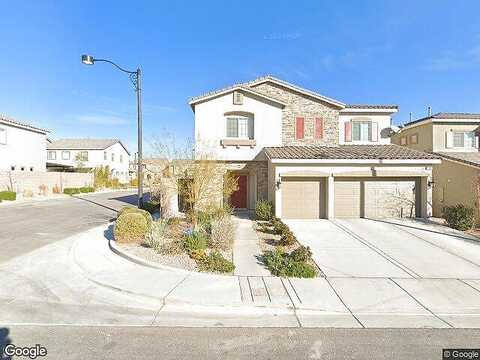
left=282, top=178, right=325, bottom=219
left=334, top=178, right=418, bottom=218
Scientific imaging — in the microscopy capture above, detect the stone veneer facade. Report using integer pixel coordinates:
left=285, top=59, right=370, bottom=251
left=251, top=82, right=340, bottom=146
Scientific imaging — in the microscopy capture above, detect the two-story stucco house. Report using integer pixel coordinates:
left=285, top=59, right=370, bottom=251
left=190, top=76, right=441, bottom=219
left=46, top=138, right=130, bottom=183
left=0, top=115, right=49, bottom=172
left=392, top=112, right=480, bottom=217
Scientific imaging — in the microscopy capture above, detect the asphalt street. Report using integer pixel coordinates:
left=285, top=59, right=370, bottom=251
left=0, top=191, right=140, bottom=263
left=1, top=326, right=479, bottom=360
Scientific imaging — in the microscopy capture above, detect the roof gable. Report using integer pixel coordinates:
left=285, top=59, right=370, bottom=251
left=0, top=115, right=49, bottom=134
left=47, top=138, right=130, bottom=155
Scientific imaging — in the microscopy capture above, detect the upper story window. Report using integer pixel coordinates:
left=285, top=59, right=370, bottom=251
left=104, top=151, right=107, bottom=160
left=120, top=154, right=123, bottom=163
left=62, top=151, right=70, bottom=160
left=453, top=131, right=475, bottom=148
left=410, top=134, right=418, bottom=145
left=78, top=151, right=88, bottom=161
left=295, top=117, right=305, bottom=140
left=233, top=91, right=243, bottom=105
left=0, top=128, right=6, bottom=145
left=47, top=151, right=56, bottom=160
left=345, top=120, right=378, bottom=143
left=111, top=153, right=115, bottom=161
left=226, top=115, right=254, bottom=139
left=400, top=136, right=408, bottom=146
left=352, top=121, right=372, bottom=141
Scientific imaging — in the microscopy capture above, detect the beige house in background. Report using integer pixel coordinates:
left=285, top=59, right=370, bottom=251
left=392, top=112, right=480, bottom=217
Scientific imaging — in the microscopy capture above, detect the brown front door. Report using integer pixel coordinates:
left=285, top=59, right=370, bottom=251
left=231, top=175, right=247, bottom=208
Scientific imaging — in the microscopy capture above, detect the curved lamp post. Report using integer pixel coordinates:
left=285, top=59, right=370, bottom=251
left=81, top=54, right=144, bottom=209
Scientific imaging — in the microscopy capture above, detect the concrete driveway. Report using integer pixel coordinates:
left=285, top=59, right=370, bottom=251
left=285, top=218, right=480, bottom=279
left=0, top=190, right=143, bottom=263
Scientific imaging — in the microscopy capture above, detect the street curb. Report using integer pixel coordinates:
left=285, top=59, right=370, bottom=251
left=108, top=239, right=193, bottom=275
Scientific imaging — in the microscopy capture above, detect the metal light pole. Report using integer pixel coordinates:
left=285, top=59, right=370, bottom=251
left=81, top=54, right=144, bottom=208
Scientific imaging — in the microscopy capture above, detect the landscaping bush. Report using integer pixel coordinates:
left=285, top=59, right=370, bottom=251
left=209, top=214, right=235, bottom=250
left=79, top=186, right=94, bottom=193
left=143, top=201, right=160, bottom=215
left=272, top=218, right=289, bottom=235
left=0, top=191, right=16, bottom=201
left=197, top=251, right=235, bottom=274
left=290, top=245, right=312, bottom=262
left=443, top=204, right=476, bottom=231
left=183, top=230, right=208, bottom=254
left=143, top=220, right=167, bottom=251
left=118, top=206, right=153, bottom=229
left=255, top=200, right=273, bottom=221
left=167, top=217, right=182, bottom=226
left=63, top=188, right=81, bottom=195
left=114, top=212, right=150, bottom=244
left=279, top=229, right=297, bottom=246
left=262, top=248, right=316, bottom=278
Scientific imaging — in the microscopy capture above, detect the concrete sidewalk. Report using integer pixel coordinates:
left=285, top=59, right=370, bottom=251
left=232, top=211, right=270, bottom=276
left=2, top=223, right=480, bottom=328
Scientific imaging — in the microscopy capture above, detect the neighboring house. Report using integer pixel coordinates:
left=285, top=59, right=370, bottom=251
left=189, top=75, right=440, bottom=219
left=46, top=138, right=130, bottom=183
left=392, top=112, right=480, bottom=217
left=0, top=115, right=49, bottom=172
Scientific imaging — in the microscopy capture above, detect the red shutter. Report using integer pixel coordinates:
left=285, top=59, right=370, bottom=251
left=315, top=118, right=324, bottom=139
left=296, top=117, right=304, bottom=139
left=344, top=122, right=352, bottom=142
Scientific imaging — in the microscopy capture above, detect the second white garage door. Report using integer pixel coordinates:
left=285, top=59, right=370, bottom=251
left=334, top=178, right=418, bottom=218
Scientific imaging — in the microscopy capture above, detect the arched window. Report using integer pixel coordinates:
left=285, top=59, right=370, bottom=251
left=225, top=112, right=254, bottom=139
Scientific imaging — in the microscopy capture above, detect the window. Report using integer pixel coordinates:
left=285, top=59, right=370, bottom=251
left=352, top=121, right=372, bottom=141
left=79, top=151, right=88, bottom=161
left=120, top=154, right=123, bottom=163
left=111, top=153, right=115, bottom=162
left=296, top=117, right=304, bottom=139
left=0, top=128, right=6, bottom=145
left=104, top=151, right=107, bottom=160
left=400, top=136, right=408, bottom=146
left=233, top=91, right=243, bottom=105
left=225, top=115, right=253, bottom=139
left=62, top=151, right=70, bottom=160
left=453, top=131, right=475, bottom=148
left=410, top=134, right=418, bottom=145
left=47, top=151, right=56, bottom=160
left=30, top=167, right=34, bottom=172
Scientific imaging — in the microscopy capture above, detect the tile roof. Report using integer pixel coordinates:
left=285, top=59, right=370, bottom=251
left=403, top=112, right=480, bottom=127
left=0, top=114, right=49, bottom=133
left=264, top=145, right=440, bottom=160
left=345, top=104, right=399, bottom=110
left=435, top=152, right=480, bottom=168
left=47, top=138, right=130, bottom=154
left=189, top=75, right=345, bottom=107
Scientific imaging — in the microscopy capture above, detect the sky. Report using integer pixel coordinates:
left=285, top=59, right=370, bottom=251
left=1, top=0, right=479, bottom=155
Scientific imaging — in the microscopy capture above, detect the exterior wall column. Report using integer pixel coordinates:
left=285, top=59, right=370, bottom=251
left=419, top=176, right=431, bottom=218
left=274, top=169, right=282, bottom=218
left=326, top=175, right=335, bottom=219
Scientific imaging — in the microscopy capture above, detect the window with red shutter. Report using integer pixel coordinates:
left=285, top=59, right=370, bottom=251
left=315, top=118, right=323, bottom=139
left=296, top=117, right=304, bottom=139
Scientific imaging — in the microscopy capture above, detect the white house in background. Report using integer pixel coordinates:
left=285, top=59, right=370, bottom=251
left=0, top=115, right=49, bottom=172
left=46, top=138, right=130, bottom=182
left=191, top=75, right=441, bottom=219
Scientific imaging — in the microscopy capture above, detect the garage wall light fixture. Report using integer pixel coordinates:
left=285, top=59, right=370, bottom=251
left=81, top=54, right=144, bottom=209
left=276, top=179, right=282, bottom=189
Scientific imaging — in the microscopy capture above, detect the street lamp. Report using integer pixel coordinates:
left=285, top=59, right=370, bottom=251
left=81, top=54, right=144, bottom=209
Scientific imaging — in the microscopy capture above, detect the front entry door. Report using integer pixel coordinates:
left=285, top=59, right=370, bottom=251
left=231, top=175, right=247, bottom=209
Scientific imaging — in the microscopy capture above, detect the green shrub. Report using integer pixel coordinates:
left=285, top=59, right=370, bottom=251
left=167, top=217, right=182, bottom=225
left=0, top=191, right=16, bottom=201
left=143, top=201, right=160, bottom=214
left=255, top=200, right=273, bottom=221
left=290, top=246, right=312, bottom=262
left=184, top=230, right=208, bottom=253
left=143, top=220, right=167, bottom=251
left=114, top=212, right=150, bottom=243
left=63, top=188, right=81, bottom=195
left=118, top=206, right=153, bottom=229
left=272, top=218, right=289, bottom=235
left=198, top=251, right=235, bottom=273
left=262, top=248, right=316, bottom=278
left=443, top=204, right=476, bottom=231
left=79, top=186, right=94, bottom=193
left=279, top=229, right=296, bottom=246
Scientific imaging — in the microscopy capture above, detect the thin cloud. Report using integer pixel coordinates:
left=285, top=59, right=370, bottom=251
left=76, top=114, right=130, bottom=126
left=424, top=45, right=480, bottom=71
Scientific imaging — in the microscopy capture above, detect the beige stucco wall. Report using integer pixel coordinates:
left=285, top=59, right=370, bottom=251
left=392, top=123, right=433, bottom=152
left=432, top=123, right=480, bottom=152
left=432, top=159, right=480, bottom=217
